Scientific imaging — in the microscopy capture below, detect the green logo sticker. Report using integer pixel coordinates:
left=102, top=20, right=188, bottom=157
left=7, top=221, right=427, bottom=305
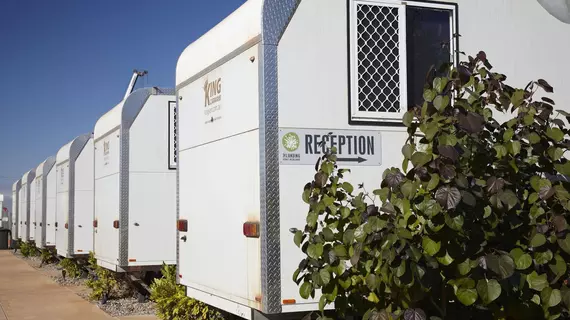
left=282, top=132, right=300, bottom=152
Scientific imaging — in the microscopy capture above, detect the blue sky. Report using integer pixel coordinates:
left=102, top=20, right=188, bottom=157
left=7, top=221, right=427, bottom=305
left=0, top=0, right=247, bottom=208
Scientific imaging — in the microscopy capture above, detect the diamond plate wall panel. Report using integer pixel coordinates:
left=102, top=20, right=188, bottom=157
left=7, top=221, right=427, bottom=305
left=118, top=87, right=174, bottom=267
left=259, top=0, right=301, bottom=314
left=119, top=128, right=130, bottom=266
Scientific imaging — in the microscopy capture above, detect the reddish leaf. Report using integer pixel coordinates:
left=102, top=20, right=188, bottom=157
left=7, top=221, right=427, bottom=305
left=537, top=79, right=554, bottom=93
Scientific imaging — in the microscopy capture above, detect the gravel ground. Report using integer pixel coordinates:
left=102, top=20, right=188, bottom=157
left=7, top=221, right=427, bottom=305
left=97, top=297, right=156, bottom=317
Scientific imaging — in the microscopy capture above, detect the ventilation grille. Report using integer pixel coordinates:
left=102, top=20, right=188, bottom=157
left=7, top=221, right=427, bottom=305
left=356, top=3, right=401, bottom=114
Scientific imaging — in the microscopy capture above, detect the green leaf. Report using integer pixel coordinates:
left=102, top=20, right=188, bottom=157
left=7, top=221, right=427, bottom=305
left=434, top=95, right=450, bottom=111
left=532, top=294, right=541, bottom=305
left=433, top=77, right=448, bottom=94
left=527, top=271, right=548, bottom=291
left=558, top=235, right=570, bottom=254
left=318, top=295, right=327, bottom=312
left=477, top=279, right=502, bottom=305
left=436, top=251, right=454, bottom=266
left=307, top=212, right=318, bottom=228
left=319, top=269, right=331, bottom=286
left=554, top=185, right=570, bottom=201
left=549, top=255, right=567, bottom=278
left=530, top=176, right=541, bottom=192
left=342, top=229, right=354, bottom=245
left=422, top=236, right=441, bottom=256
left=503, top=128, right=514, bottom=141
left=411, top=152, right=432, bottom=167
left=366, top=274, right=380, bottom=291
left=562, top=287, right=570, bottom=308
left=511, top=90, right=525, bottom=107
left=354, top=225, right=366, bottom=243
left=529, top=132, right=542, bottom=144
left=548, top=147, right=564, bottom=161
left=333, top=245, right=348, bottom=259
left=401, top=181, right=417, bottom=199
left=508, top=141, right=521, bottom=155
left=457, top=259, right=472, bottom=276
left=367, top=292, right=380, bottom=303
left=423, top=89, right=437, bottom=102
left=555, top=162, right=570, bottom=176
left=322, top=228, right=334, bottom=242
left=494, top=145, right=507, bottom=159
left=403, top=111, right=414, bottom=127
left=456, top=287, right=478, bottom=306
left=342, top=182, right=354, bottom=194
left=547, top=127, right=565, bottom=142
left=427, top=174, right=440, bottom=191
left=373, top=188, right=390, bottom=202
left=439, top=134, right=457, bottom=146
left=294, top=231, right=303, bottom=248
left=402, top=144, right=414, bottom=159
left=308, top=244, right=324, bottom=259
left=529, top=193, right=539, bottom=204
left=510, top=248, right=532, bottom=270
left=445, top=213, right=464, bottom=231
left=300, top=282, right=312, bottom=299
left=524, top=114, right=534, bottom=125
left=486, top=254, right=515, bottom=279
left=531, top=234, right=547, bottom=248
left=534, top=250, right=553, bottom=265
left=340, top=207, right=350, bottom=219
left=541, top=287, right=562, bottom=308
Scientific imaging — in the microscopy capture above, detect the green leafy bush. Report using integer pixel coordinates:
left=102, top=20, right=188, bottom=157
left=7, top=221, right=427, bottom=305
left=85, top=252, right=118, bottom=301
left=150, top=263, right=224, bottom=320
left=19, top=241, right=37, bottom=258
left=39, top=248, right=56, bottom=267
left=59, top=258, right=81, bottom=278
left=293, top=52, right=570, bottom=319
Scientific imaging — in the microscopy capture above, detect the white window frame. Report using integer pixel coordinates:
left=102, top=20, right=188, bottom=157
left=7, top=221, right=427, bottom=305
left=349, top=0, right=457, bottom=123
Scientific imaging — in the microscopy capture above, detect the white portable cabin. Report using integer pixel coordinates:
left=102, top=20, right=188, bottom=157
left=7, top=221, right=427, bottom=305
left=55, top=134, right=94, bottom=257
left=18, top=169, right=35, bottom=241
left=11, top=180, right=20, bottom=239
left=33, top=156, right=56, bottom=248
left=175, top=0, right=570, bottom=318
left=29, top=169, right=37, bottom=242
left=93, top=87, right=176, bottom=272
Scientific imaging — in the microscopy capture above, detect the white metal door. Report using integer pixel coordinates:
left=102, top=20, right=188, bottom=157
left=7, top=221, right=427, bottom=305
left=29, top=178, right=37, bottom=241
left=94, top=131, right=120, bottom=266
left=73, top=138, right=94, bottom=255
left=56, top=163, right=70, bottom=256
left=45, top=168, right=57, bottom=246
left=34, top=176, right=43, bottom=245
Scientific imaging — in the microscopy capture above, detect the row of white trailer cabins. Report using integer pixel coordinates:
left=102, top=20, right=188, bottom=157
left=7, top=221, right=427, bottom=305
left=7, top=0, right=570, bottom=319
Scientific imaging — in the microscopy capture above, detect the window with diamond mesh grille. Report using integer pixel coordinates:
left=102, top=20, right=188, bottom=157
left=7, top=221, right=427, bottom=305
left=356, top=3, right=402, bottom=114
left=168, top=101, right=177, bottom=169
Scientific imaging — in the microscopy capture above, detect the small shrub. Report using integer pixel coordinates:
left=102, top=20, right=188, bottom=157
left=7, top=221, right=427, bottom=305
left=85, top=252, right=118, bottom=301
left=20, top=241, right=37, bottom=258
left=59, top=258, right=81, bottom=278
left=150, top=263, right=224, bottom=320
left=293, top=52, right=570, bottom=319
left=39, top=248, right=56, bottom=267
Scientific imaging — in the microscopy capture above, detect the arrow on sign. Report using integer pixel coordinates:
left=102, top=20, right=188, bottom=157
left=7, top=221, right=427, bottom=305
left=337, top=157, right=367, bottom=163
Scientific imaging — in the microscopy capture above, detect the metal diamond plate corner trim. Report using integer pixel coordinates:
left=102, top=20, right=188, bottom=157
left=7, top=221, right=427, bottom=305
left=118, top=128, right=130, bottom=267
left=259, top=0, right=302, bottom=314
